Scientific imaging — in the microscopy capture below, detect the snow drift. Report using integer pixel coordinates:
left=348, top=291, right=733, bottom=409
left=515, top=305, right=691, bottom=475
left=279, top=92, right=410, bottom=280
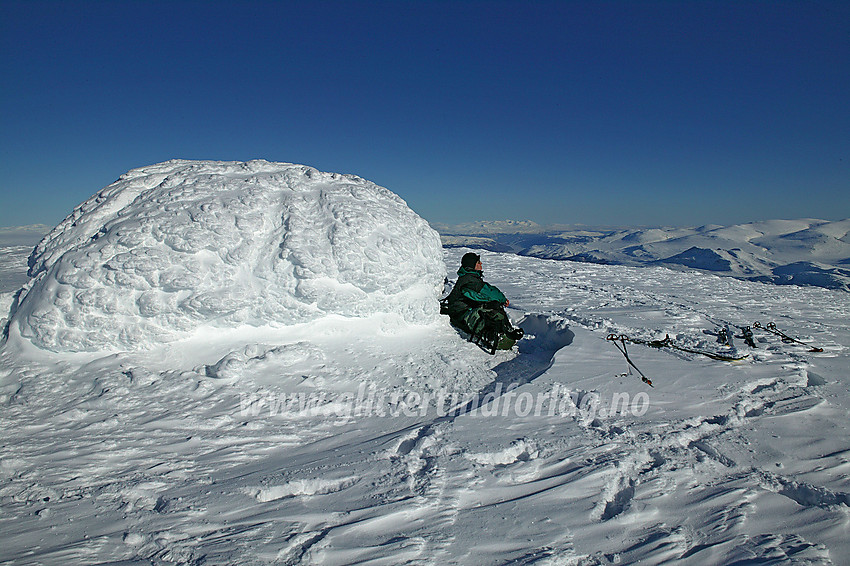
left=8, top=160, right=444, bottom=352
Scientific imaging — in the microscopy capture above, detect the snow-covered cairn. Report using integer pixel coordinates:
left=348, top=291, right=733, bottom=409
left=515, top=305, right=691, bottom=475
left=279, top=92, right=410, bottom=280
left=10, top=160, right=445, bottom=352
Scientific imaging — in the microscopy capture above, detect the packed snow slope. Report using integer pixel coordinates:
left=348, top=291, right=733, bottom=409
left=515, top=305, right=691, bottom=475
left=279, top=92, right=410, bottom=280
left=1, top=246, right=849, bottom=565
left=7, top=160, right=444, bottom=352
left=438, top=219, right=850, bottom=291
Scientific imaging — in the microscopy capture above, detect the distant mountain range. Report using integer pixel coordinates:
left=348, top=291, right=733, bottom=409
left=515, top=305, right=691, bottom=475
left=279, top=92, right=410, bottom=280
left=436, top=218, right=850, bottom=291
left=0, top=224, right=52, bottom=247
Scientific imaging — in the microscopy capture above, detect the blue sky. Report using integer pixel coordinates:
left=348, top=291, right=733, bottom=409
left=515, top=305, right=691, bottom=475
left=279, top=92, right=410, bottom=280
left=1, top=0, right=848, bottom=228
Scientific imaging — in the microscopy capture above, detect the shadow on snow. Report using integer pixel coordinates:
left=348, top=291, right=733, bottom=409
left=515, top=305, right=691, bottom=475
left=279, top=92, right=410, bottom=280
left=445, top=314, right=575, bottom=421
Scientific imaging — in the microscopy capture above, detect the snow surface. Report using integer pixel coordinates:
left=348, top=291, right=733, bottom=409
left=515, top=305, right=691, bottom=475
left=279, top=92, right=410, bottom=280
left=439, top=219, right=850, bottom=291
left=8, top=160, right=444, bottom=352
left=2, top=243, right=849, bottom=564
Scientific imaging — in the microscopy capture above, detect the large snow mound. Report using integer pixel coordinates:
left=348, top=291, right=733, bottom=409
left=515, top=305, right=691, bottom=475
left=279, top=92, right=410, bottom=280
left=9, top=160, right=445, bottom=352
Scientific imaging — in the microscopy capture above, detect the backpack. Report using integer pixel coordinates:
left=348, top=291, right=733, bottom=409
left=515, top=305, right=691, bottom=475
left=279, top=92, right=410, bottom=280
left=461, top=303, right=524, bottom=354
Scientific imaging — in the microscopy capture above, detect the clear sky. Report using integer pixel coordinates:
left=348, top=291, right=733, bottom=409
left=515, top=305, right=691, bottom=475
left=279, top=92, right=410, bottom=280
left=1, top=0, right=848, bottom=228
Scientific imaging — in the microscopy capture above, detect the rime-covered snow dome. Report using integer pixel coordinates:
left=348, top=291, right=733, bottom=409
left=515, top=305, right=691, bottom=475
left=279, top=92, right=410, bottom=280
left=10, top=160, right=445, bottom=351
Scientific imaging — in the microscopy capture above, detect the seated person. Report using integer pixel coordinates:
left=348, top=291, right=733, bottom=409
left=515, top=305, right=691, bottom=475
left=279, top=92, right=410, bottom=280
left=444, top=253, right=523, bottom=347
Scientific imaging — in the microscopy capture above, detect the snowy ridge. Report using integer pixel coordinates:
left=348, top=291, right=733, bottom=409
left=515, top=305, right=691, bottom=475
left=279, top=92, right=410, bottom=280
left=439, top=218, right=850, bottom=291
left=6, top=160, right=444, bottom=351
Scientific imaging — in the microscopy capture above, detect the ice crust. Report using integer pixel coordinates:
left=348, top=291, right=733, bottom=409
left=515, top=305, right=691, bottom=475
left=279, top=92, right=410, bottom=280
left=11, top=160, right=445, bottom=351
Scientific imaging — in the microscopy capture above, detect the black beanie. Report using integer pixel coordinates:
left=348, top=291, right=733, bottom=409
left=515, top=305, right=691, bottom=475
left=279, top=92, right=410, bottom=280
left=461, top=252, right=481, bottom=269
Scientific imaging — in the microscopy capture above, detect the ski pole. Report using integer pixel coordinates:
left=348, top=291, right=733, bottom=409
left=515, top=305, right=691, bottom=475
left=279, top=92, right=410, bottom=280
left=753, top=322, right=823, bottom=352
left=607, top=334, right=653, bottom=387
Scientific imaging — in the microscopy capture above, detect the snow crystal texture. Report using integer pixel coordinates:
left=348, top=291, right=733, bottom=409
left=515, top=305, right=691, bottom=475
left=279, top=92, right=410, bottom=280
left=12, top=160, right=444, bottom=351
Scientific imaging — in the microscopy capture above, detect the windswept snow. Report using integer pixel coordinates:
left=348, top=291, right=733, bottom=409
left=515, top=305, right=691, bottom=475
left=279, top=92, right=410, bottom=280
left=1, top=244, right=849, bottom=565
left=1, top=175, right=848, bottom=563
left=6, top=160, right=444, bottom=352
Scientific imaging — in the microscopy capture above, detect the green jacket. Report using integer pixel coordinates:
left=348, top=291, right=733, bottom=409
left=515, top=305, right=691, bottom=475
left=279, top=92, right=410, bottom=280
left=445, top=267, right=507, bottom=320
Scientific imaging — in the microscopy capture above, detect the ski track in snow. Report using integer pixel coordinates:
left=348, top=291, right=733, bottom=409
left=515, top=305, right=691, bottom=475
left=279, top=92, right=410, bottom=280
left=2, top=248, right=849, bottom=564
